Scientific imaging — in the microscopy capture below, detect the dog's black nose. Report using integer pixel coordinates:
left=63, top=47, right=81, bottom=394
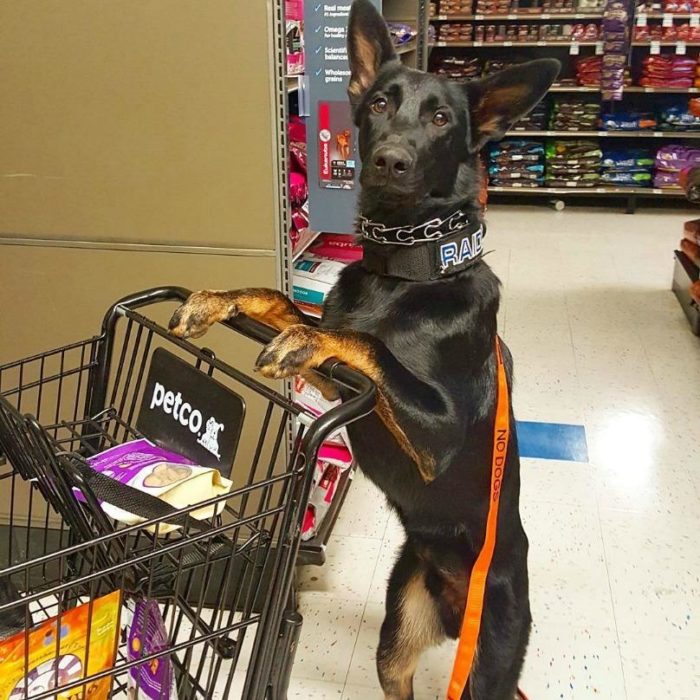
left=373, top=146, right=413, bottom=178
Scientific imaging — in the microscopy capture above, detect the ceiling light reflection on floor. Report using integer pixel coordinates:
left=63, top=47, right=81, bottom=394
left=591, top=411, right=661, bottom=487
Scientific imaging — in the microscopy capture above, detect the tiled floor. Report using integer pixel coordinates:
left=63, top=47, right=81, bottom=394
left=290, top=204, right=700, bottom=699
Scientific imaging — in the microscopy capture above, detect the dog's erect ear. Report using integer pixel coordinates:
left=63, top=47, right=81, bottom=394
left=347, top=0, right=398, bottom=107
left=464, top=59, right=560, bottom=152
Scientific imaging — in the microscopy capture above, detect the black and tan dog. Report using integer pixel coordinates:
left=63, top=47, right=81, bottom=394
left=169, top=2, right=558, bottom=697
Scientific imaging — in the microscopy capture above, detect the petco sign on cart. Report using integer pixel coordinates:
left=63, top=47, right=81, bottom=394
left=137, top=348, right=245, bottom=475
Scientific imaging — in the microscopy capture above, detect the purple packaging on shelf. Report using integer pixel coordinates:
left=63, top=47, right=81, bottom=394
left=656, top=146, right=700, bottom=172
left=127, top=600, right=177, bottom=700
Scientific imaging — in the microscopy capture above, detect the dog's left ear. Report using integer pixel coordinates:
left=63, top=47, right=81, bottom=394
left=464, top=59, right=560, bottom=152
left=347, top=0, right=398, bottom=108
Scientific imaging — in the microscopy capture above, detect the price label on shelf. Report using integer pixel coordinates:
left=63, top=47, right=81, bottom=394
left=537, top=40, right=546, bottom=46
left=504, top=41, right=513, bottom=46
left=595, top=41, right=604, bottom=54
left=473, top=40, right=483, bottom=46
left=542, top=13, right=551, bottom=18
left=691, top=14, right=700, bottom=27
left=662, top=13, right=673, bottom=27
left=650, top=40, right=661, bottom=54
left=437, top=14, right=448, bottom=19
left=475, top=14, right=484, bottom=19
left=437, top=41, right=447, bottom=46
left=507, top=14, right=517, bottom=19
left=570, top=41, right=580, bottom=55
left=676, top=41, right=687, bottom=54
left=636, top=13, right=647, bottom=26
left=653, top=131, right=663, bottom=137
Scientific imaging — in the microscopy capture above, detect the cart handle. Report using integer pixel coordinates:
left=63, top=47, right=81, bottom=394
left=88, top=286, right=376, bottom=422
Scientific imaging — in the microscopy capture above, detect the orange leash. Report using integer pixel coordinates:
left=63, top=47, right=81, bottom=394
left=447, top=336, right=511, bottom=700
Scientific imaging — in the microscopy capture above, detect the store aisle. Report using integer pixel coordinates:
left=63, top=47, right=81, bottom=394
left=290, top=205, right=700, bottom=700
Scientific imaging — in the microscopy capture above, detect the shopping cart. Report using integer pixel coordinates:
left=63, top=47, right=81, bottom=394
left=0, top=287, right=375, bottom=700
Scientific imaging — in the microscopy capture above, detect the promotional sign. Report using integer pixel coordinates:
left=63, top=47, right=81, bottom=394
left=318, top=100, right=356, bottom=189
left=136, top=348, right=245, bottom=476
left=304, top=1, right=382, bottom=231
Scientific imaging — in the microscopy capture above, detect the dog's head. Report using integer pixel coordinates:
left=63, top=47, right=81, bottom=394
left=347, top=0, right=559, bottom=222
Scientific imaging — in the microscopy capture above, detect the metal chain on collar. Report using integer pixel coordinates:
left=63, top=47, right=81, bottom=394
left=358, top=209, right=473, bottom=246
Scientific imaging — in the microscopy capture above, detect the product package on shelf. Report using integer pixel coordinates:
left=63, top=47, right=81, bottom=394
left=600, top=0, right=631, bottom=100
left=440, top=0, right=475, bottom=15
left=634, top=22, right=700, bottom=42
left=681, top=236, right=700, bottom=265
left=439, top=22, right=474, bottom=42
left=545, top=139, right=602, bottom=186
left=285, top=0, right=304, bottom=76
left=512, top=100, right=549, bottom=129
left=474, top=0, right=513, bottom=14
left=388, top=22, right=417, bottom=47
left=655, top=144, right=700, bottom=188
left=683, top=218, right=700, bottom=246
left=550, top=97, right=600, bottom=130
left=640, top=56, right=695, bottom=90
left=293, top=375, right=354, bottom=541
left=292, top=252, right=347, bottom=318
left=488, top=140, right=546, bottom=187
left=673, top=213, right=700, bottom=335
left=657, top=100, right=700, bottom=131
left=432, top=55, right=482, bottom=81
left=307, top=233, right=363, bottom=263
left=289, top=116, right=312, bottom=254
left=600, top=110, right=657, bottom=130
left=639, top=0, right=700, bottom=10
left=601, top=148, right=654, bottom=185
left=542, top=0, right=577, bottom=12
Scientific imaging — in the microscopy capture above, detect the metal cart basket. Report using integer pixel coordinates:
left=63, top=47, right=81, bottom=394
left=0, top=287, right=375, bottom=700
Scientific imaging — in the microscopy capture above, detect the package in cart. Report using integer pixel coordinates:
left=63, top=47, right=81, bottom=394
left=74, top=438, right=233, bottom=532
left=0, top=591, right=121, bottom=700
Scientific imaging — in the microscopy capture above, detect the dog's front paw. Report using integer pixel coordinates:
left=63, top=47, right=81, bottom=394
left=168, top=291, right=237, bottom=339
left=255, top=325, right=327, bottom=379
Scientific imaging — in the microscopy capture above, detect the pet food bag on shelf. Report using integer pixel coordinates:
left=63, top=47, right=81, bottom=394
left=285, top=0, right=304, bottom=76
left=293, top=375, right=354, bottom=541
left=74, top=439, right=233, bottom=533
left=292, top=253, right=346, bottom=318
left=301, top=444, right=354, bottom=541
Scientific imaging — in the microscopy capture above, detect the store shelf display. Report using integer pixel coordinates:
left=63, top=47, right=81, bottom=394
left=426, top=0, right=700, bottom=207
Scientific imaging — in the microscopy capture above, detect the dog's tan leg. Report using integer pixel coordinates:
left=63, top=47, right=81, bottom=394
left=168, top=288, right=306, bottom=339
left=378, top=549, right=445, bottom=700
left=254, top=324, right=437, bottom=480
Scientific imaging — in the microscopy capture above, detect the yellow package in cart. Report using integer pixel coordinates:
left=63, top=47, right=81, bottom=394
left=0, top=590, right=121, bottom=700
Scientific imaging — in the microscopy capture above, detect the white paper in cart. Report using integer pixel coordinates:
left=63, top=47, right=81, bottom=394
left=74, top=438, right=232, bottom=533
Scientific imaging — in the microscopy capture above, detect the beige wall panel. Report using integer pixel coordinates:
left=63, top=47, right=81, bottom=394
left=0, top=245, right=277, bottom=360
left=0, top=1, right=277, bottom=250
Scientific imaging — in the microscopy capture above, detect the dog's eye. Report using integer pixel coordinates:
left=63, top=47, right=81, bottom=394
left=371, top=97, right=388, bottom=114
left=433, top=111, right=449, bottom=127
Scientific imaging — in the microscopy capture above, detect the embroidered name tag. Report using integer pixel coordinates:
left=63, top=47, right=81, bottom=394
left=439, top=227, right=484, bottom=273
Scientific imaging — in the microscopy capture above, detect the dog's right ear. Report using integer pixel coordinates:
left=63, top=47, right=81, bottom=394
left=347, top=0, right=398, bottom=108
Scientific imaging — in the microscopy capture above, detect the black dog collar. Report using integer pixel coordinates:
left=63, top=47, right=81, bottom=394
left=359, top=211, right=485, bottom=281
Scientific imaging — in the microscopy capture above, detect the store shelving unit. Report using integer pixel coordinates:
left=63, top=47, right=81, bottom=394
left=281, top=1, right=428, bottom=565
left=507, top=129, right=700, bottom=136
left=424, top=0, right=700, bottom=210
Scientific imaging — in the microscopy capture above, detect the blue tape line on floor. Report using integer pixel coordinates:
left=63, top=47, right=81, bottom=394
left=516, top=421, right=588, bottom=463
